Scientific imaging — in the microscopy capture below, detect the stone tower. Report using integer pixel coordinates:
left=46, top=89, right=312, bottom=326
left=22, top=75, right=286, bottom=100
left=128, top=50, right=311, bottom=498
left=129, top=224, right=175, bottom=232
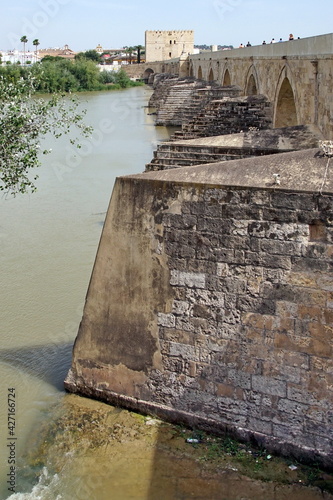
left=145, top=30, right=194, bottom=62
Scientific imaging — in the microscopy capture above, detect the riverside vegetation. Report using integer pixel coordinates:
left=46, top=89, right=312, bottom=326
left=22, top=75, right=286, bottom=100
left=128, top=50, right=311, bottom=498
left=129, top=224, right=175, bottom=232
left=0, top=55, right=143, bottom=93
left=0, top=55, right=142, bottom=195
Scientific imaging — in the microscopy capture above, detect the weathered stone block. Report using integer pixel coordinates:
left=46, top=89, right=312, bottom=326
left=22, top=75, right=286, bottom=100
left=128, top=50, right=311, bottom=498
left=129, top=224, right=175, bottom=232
left=248, top=417, right=273, bottom=435
left=252, top=375, right=287, bottom=397
left=169, top=342, right=197, bottom=360
left=271, top=192, right=317, bottom=211
left=170, top=270, right=206, bottom=288
left=157, top=313, right=176, bottom=328
left=277, top=398, right=308, bottom=415
left=227, top=369, right=252, bottom=390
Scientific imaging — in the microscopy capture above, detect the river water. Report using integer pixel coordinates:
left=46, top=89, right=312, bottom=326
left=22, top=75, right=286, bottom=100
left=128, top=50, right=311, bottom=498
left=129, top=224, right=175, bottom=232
left=1, top=86, right=331, bottom=500
left=0, top=86, right=170, bottom=499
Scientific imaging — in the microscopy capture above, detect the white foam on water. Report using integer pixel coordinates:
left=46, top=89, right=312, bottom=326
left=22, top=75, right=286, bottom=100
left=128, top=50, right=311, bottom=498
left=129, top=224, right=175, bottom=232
left=7, top=468, right=62, bottom=500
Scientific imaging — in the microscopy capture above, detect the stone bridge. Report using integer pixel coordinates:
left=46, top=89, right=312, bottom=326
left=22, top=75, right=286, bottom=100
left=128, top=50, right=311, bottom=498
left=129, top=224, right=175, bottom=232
left=124, top=33, right=333, bottom=139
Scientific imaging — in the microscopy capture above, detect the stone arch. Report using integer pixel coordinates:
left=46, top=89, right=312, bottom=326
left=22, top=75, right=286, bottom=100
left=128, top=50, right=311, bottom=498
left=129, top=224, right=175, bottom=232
left=208, top=67, right=215, bottom=82
left=189, top=63, right=194, bottom=77
left=198, top=65, right=203, bottom=80
left=246, top=75, right=257, bottom=95
left=222, top=68, right=231, bottom=86
left=274, top=66, right=298, bottom=128
left=245, top=66, right=259, bottom=95
left=142, top=68, right=154, bottom=83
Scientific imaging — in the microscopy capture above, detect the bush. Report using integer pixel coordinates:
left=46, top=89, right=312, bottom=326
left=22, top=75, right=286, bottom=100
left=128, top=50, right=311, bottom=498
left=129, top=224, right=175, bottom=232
left=0, top=60, right=143, bottom=93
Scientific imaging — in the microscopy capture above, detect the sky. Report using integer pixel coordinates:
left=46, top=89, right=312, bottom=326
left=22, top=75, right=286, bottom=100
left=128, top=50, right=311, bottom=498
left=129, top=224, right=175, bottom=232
left=1, top=0, right=333, bottom=52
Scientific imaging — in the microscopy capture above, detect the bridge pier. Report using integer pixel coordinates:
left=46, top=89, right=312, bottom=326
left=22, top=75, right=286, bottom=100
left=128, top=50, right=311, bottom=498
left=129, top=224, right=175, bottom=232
left=65, top=148, right=333, bottom=470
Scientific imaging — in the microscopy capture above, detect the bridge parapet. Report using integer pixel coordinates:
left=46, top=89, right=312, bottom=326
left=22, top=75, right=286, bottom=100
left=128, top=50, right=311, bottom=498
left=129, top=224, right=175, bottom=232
left=190, top=32, right=333, bottom=61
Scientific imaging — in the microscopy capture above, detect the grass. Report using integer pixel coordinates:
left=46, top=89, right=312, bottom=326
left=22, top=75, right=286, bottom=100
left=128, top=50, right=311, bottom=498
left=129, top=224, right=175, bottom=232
left=177, top=427, right=333, bottom=493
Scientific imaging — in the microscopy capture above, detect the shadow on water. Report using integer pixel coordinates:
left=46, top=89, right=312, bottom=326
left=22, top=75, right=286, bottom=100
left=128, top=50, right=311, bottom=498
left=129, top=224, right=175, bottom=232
left=0, top=342, right=73, bottom=391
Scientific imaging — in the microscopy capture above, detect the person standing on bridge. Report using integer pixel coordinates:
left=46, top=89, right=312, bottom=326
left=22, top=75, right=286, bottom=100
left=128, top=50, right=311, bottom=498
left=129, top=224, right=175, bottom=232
left=289, top=33, right=294, bottom=40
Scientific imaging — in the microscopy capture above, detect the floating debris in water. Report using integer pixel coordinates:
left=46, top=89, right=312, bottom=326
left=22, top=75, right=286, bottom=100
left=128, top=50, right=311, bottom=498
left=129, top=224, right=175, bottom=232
left=145, top=417, right=160, bottom=426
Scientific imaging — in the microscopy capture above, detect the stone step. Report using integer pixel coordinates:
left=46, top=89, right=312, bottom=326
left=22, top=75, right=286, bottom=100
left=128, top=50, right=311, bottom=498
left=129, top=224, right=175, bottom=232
left=154, top=146, right=249, bottom=157
left=151, top=154, right=243, bottom=165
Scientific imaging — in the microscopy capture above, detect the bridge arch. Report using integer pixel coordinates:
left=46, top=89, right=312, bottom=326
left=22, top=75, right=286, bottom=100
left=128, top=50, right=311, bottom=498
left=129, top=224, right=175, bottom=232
left=142, top=68, right=155, bottom=83
left=274, top=65, right=298, bottom=128
left=245, top=66, right=259, bottom=95
left=198, top=65, right=203, bottom=80
left=208, top=67, right=215, bottom=82
left=222, top=67, right=231, bottom=86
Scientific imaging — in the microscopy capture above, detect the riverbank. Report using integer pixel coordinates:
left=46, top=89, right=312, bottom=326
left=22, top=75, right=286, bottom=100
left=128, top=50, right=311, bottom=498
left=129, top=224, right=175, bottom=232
left=0, top=62, right=144, bottom=93
left=21, top=393, right=333, bottom=499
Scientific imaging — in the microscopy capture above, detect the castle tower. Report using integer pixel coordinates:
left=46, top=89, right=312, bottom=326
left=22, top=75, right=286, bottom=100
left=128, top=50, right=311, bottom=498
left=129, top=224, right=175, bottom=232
left=145, top=30, right=194, bottom=62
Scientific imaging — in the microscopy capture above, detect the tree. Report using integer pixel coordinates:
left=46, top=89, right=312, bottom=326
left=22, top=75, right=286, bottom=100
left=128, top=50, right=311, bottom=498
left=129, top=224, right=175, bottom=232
left=41, top=55, right=63, bottom=63
left=33, top=39, right=40, bottom=63
left=128, top=46, right=134, bottom=64
left=20, top=35, right=28, bottom=65
left=74, top=50, right=101, bottom=63
left=123, top=46, right=128, bottom=64
left=115, top=69, right=132, bottom=88
left=135, top=45, right=144, bottom=64
left=0, top=70, right=92, bottom=195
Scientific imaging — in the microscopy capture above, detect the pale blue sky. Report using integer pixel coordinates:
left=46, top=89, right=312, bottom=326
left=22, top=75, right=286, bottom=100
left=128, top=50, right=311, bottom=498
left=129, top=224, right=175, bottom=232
left=2, top=0, right=333, bottom=52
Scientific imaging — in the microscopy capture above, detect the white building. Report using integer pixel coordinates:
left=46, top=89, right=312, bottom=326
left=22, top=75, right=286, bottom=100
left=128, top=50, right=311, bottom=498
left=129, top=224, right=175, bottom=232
left=0, top=49, right=40, bottom=64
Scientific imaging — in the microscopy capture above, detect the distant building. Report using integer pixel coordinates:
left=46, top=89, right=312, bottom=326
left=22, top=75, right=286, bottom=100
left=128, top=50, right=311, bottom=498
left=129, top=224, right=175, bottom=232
left=145, top=30, right=194, bottom=62
left=38, top=44, right=76, bottom=60
left=96, top=45, right=145, bottom=65
left=95, top=45, right=124, bottom=57
left=0, top=49, right=39, bottom=64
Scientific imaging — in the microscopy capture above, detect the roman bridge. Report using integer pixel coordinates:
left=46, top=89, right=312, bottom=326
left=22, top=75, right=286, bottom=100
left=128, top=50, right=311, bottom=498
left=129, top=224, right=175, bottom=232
left=124, top=33, right=333, bottom=139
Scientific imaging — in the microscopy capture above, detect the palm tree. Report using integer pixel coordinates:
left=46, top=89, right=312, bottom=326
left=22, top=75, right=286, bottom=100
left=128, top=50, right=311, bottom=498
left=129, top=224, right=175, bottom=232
left=128, top=46, right=134, bottom=65
left=122, top=46, right=128, bottom=64
left=135, top=45, right=144, bottom=64
left=20, top=35, right=28, bottom=65
left=33, top=39, right=40, bottom=63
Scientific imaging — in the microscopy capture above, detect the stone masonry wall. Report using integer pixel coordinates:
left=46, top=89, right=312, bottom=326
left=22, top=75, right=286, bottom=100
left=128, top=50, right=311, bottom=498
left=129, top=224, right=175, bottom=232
left=176, top=95, right=273, bottom=138
left=148, top=75, right=272, bottom=137
left=66, top=159, right=333, bottom=468
left=151, top=184, right=333, bottom=466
